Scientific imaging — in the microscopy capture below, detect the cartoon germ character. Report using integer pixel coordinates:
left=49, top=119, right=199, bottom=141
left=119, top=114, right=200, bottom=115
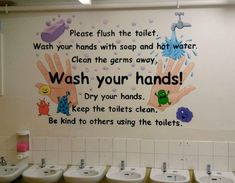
left=57, top=91, right=71, bottom=116
left=37, top=98, right=50, bottom=116
left=155, top=90, right=171, bottom=107
left=176, top=107, right=193, bottom=122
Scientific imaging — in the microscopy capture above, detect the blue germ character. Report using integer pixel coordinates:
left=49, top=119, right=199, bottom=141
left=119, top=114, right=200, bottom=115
left=57, top=91, right=71, bottom=116
left=176, top=107, right=193, bottom=123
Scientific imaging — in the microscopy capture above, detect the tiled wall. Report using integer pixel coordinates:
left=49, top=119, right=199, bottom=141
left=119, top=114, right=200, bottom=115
left=1, top=136, right=235, bottom=171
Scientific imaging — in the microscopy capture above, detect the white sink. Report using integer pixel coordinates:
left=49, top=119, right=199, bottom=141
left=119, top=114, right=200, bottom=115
left=106, top=167, right=146, bottom=183
left=22, top=164, right=66, bottom=183
left=194, top=170, right=235, bottom=183
left=150, top=169, right=190, bottom=183
left=63, top=165, right=106, bottom=183
left=0, top=163, right=28, bottom=183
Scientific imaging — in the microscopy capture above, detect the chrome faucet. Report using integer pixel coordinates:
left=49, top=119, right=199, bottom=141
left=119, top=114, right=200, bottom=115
left=171, top=12, right=192, bottom=31
left=40, top=158, right=46, bottom=168
left=207, top=164, right=212, bottom=175
left=79, top=159, right=85, bottom=169
left=0, top=157, right=7, bottom=166
left=162, top=162, right=167, bottom=173
left=120, top=160, right=125, bottom=170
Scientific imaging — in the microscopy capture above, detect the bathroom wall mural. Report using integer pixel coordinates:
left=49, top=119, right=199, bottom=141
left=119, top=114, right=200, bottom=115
left=34, top=12, right=197, bottom=128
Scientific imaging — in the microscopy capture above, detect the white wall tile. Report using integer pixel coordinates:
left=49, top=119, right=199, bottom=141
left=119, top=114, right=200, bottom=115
left=100, top=152, right=112, bottom=166
left=169, top=155, right=184, bottom=169
left=46, top=151, right=58, bottom=165
left=127, top=153, right=140, bottom=167
left=198, top=155, right=213, bottom=170
left=58, top=151, right=71, bottom=165
left=155, top=154, right=169, bottom=168
left=86, top=138, right=99, bottom=152
left=213, top=156, right=228, bottom=171
left=59, top=137, right=71, bottom=152
left=71, top=152, right=86, bottom=165
left=213, top=142, right=228, bottom=156
left=155, top=140, right=168, bottom=154
left=141, top=139, right=154, bottom=153
left=184, top=155, right=198, bottom=170
left=113, top=138, right=126, bottom=152
left=71, top=137, right=85, bottom=152
left=86, top=152, right=99, bottom=166
left=169, top=141, right=183, bottom=155
left=46, top=137, right=58, bottom=151
left=113, top=152, right=126, bottom=166
left=184, top=141, right=198, bottom=155
left=6, top=136, right=16, bottom=151
left=140, top=153, right=154, bottom=167
left=127, top=138, right=140, bottom=153
left=198, top=141, right=213, bottom=156
left=99, top=138, right=112, bottom=152
left=229, top=142, right=235, bottom=157
left=0, top=136, right=7, bottom=150
left=6, top=151, right=17, bottom=164
left=228, top=157, right=235, bottom=171
left=32, top=151, right=46, bottom=164
left=32, top=137, right=46, bottom=151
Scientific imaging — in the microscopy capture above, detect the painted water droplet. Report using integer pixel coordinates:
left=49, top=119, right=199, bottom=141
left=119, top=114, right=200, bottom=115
left=67, top=18, right=72, bottom=24
left=149, top=19, right=154, bottom=23
left=131, top=22, right=136, bottom=26
left=84, top=53, right=89, bottom=58
left=103, top=19, right=108, bottom=25
left=58, top=41, right=61, bottom=44
left=156, top=37, right=161, bottom=40
left=79, top=92, right=82, bottom=95
left=185, top=60, right=188, bottom=66
left=116, top=40, right=121, bottom=44
left=131, top=86, right=136, bottom=91
left=85, top=68, right=89, bottom=73
left=140, top=66, right=145, bottom=71
left=131, top=63, right=136, bottom=68
left=46, top=21, right=51, bottom=26
left=128, top=73, right=132, bottom=77
left=90, top=88, right=93, bottom=91
left=192, top=50, right=198, bottom=56
left=65, top=24, right=69, bottom=30
left=191, top=72, right=194, bottom=77
left=72, top=65, right=77, bottom=70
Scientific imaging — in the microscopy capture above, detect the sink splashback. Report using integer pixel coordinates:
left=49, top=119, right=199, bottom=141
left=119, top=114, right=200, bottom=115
left=1, top=136, right=235, bottom=171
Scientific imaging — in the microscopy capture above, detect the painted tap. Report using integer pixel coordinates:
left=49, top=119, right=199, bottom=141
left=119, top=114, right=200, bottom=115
left=79, top=159, right=85, bottom=169
left=0, top=156, right=7, bottom=166
left=162, top=162, right=167, bottom=173
left=207, top=164, right=212, bottom=175
left=40, top=158, right=46, bottom=168
left=120, top=160, right=125, bottom=170
left=171, top=12, right=192, bottom=31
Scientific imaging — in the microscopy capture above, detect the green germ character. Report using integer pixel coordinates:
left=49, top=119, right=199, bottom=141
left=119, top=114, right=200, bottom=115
left=155, top=90, right=171, bottom=107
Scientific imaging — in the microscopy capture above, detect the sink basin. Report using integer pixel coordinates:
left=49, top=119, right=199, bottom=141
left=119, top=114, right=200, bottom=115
left=106, top=167, right=146, bottom=183
left=0, top=163, right=28, bottom=183
left=63, top=166, right=106, bottom=183
left=22, top=164, right=66, bottom=183
left=194, top=170, right=235, bottom=183
left=150, top=169, right=190, bottom=183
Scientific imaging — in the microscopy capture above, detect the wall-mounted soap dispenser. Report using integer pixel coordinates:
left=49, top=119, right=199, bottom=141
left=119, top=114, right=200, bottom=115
left=16, top=130, right=30, bottom=160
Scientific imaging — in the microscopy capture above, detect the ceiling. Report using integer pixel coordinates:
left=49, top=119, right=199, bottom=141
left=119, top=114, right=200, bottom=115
left=1, top=0, right=225, bottom=6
